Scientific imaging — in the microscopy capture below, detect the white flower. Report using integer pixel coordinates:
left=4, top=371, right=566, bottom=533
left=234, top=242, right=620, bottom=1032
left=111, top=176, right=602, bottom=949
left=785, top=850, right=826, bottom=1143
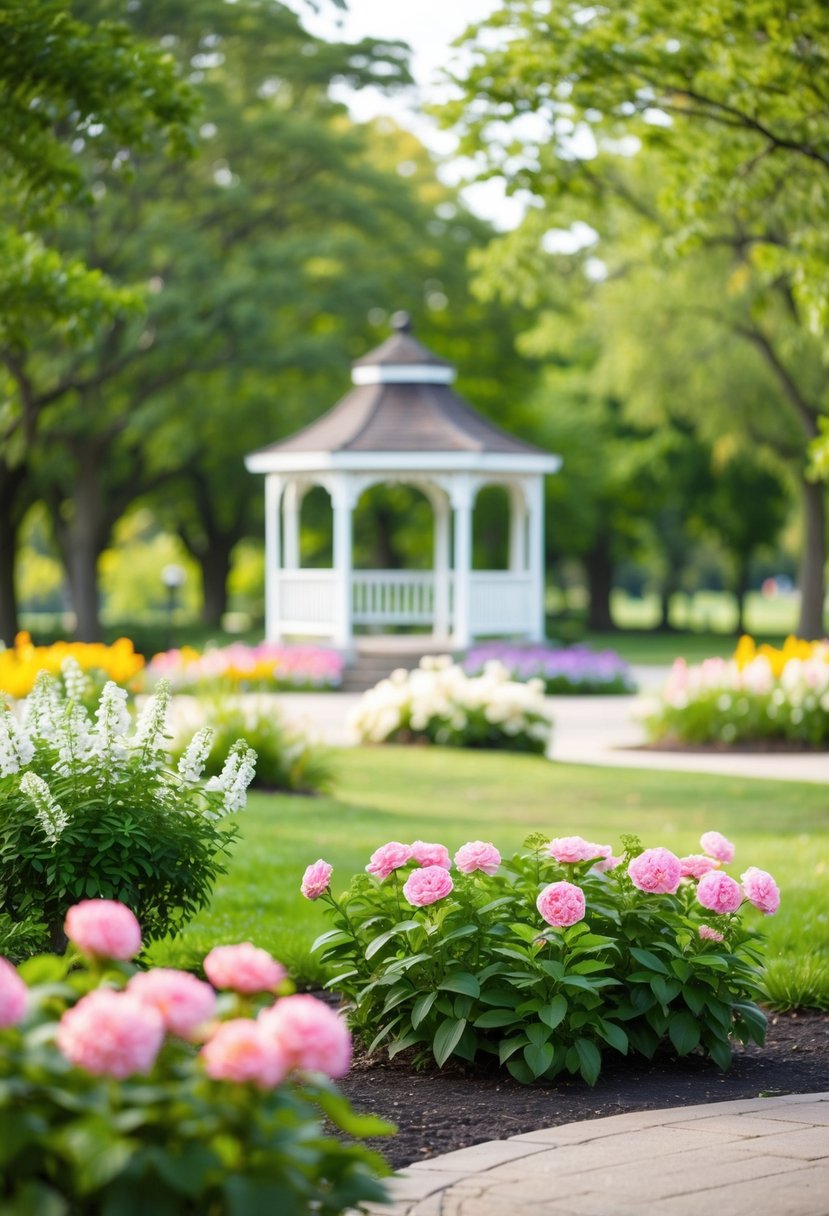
left=61, top=656, right=90, bottom=703
left=205, top=740, right=257, bottom=816
left=20, top=771, right=68, bottom=845
left=177, top=727, right=213, bottom=784
left=24, top=673, right=61, bottom=742
left=93, top=682, right=131, bottom=767
left=133, top=680, right=172, bottom=764
left=0, top=704, right=34, bottom=776
left=53, top=703, right=95, bottom=777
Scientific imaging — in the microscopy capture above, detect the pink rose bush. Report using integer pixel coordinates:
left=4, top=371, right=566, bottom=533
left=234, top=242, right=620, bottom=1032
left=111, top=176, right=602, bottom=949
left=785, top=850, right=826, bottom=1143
left=0, top=900, right=390, bottom=1214
left=308, top=829, right=777, bottom=1086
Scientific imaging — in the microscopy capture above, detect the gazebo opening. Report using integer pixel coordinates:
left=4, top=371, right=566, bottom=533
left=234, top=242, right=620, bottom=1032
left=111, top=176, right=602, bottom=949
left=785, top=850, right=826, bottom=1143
left=353, top=483, right=433, bottom=572
left=473, top=484, right=511, bottom=571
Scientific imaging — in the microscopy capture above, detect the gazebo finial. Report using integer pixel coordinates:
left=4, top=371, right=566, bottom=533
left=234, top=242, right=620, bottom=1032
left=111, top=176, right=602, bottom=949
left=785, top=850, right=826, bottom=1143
left=391, top=309, right=412, bottom=334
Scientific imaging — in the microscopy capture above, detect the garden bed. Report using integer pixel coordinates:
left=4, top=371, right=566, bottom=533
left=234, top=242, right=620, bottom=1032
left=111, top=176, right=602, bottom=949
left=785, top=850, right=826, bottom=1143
left=339, top=1010, right=829, bottom=1170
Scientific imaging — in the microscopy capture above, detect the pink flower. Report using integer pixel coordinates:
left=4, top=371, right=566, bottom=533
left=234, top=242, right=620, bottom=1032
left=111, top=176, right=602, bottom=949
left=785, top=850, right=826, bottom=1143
left=741, top=867, right=781, bottom=915
left=680, top=854, right=720, bottom=880
left=548, top=836, right=609, bottom=864
left=698, top=925, right=725, bottom=943
left=594, top=854, right=622, bottom=874
left=0, top=958, right=27, bottom=1027
left=128, top=968, right=217, bottom=1038
left=365, top=841, right=413, bottom=880
left=259, top=994, right=352, bottom=1078
left=537, top=880, right=586, bottom=927
left=454, top=841, right=501, bottom=875
left=627, top=848, right=682, bottom=895
left=696, top=870, right=743, bottom=915
left=301, top=859, right=333, bottom=900
left=203, top=943, right=286, bottom=994
left=201, top=1019, right=289, bottom=1088
left=700, top=831, right=735, bottom=864
left=57, top=989, right=164, bottom=1078
left=410, top=840, right=451, bottom=870
left=64, top=899, right=142, bottom=960
left=403, top=865, right=454, bottom=907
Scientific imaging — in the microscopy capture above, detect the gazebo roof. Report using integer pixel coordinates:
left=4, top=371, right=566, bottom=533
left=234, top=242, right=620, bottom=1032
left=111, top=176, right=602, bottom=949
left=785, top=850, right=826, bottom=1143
left=246, top=313, right=560, bottom=474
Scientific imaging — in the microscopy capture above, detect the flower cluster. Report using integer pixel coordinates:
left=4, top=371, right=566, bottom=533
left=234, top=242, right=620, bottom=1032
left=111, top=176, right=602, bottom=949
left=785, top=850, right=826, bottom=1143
left=306, top=829, right=777, bottom=1085
left=0, top=632, right=144, bottom=700
left=0, top=901, right=389, bottom=1213
left=464, top=642, right=635, bottom=694
left=647, top=635, right=829, bottom=747
left=347, top=656, right=553, bottom=755
left=146, top=642, right=344, bottom=691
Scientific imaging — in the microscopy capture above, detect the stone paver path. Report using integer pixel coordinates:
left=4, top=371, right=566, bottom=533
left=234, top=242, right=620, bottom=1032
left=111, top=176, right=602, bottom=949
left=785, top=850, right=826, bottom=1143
left=366, top=1093, right=829, bottom=1215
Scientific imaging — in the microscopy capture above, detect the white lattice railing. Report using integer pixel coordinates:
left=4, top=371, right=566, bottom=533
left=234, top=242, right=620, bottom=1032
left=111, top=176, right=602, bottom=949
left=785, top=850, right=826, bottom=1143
left=469, top=572, right=534, bottom=635
left=352, top=571, right=436, bottom=625
left=279, top=570, right=337, bottom=634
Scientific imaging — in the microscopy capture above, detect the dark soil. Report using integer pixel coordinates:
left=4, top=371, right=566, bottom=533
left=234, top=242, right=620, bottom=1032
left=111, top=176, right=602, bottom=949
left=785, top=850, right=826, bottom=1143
left=338, top=1011, right=829, bottom=1170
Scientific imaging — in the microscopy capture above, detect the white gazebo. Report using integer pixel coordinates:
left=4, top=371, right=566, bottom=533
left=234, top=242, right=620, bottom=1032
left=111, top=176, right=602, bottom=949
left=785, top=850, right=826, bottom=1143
left=245, top=314, right=561, bottom=651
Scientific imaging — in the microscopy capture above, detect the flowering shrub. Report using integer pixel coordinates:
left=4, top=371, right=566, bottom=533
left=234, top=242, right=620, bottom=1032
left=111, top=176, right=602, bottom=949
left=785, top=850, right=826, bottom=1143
left=0, top=674, right=256, bottom=950
left=0, top=631, right=144, bottom=699
left=147, top=642, right=344, bottom=691
left=647, top=635, right=829, bottom=747
left=306, top=830, right=775, bottom=1085
left=347, top=657, right=553, bottom=754
left=0, top=901, right=391, bottom=1213
left=465, top=642, right=636, bottom=694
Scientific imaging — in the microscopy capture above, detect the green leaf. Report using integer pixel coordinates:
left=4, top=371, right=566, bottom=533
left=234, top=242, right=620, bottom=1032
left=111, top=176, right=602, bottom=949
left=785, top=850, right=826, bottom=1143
left=311, top=928, right=353, bottom=953
left=313, top=1087, right=396, bottom=1137
left=506, top=1056, right=534, bottom=1084
left=598, top=1020, right=628, bottom=1054
left=411, top=990, right=439, bottom=1028
left=433, top=1017, right=467, bottom=1067
left=524, top=1039, right=555, bottom=1078
left=683, top=985, right=706, bottom=1015
left=574, top=1038, right=602, bottom=1086
left=669, top=1011, right=701, bottom=1056
left=651, top=976, right=682, bottom=1006
left=365, top=921, right=421, bottom=961
left=629, top=947, right=669, bottom=974
left=538, top=994, right=567, bottom=1031
left=474, top=1008, right=521, bottom=1029
left=706, top=1036, right=733, bottom=1071
left=498, top=1035, right=526, bottom=1064
left=438, top=972, right=480, bottom=997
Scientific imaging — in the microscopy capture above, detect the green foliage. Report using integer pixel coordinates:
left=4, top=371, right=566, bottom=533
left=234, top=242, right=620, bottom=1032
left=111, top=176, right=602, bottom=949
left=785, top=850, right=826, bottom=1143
left=311, top=839, right=768, bottom=1084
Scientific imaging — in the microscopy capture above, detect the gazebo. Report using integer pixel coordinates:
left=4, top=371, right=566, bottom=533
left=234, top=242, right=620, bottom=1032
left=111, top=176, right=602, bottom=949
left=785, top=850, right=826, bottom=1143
left=245, top=314, right=561, bottom=651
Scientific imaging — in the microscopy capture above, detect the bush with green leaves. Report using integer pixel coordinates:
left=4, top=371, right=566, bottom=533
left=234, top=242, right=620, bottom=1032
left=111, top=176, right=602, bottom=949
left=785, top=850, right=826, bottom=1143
left=306, top=830, right=776, bottom=1085
left=0, top=674, right=257, bottom=951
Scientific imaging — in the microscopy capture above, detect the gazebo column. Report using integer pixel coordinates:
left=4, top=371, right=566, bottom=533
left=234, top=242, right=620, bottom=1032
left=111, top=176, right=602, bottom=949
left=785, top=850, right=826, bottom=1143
left=264, top=473, right=283, bottom=642
left=509, top=483, right=528, bottom=572
left=428, top=488, right=451, bottom=641
left=282, top=480, right=303, bottom=569
left=451, top=477, right=473, bottom=650
left=331, top=477, right=355, bottom=651
left=527, top=475, right=546, bottom=642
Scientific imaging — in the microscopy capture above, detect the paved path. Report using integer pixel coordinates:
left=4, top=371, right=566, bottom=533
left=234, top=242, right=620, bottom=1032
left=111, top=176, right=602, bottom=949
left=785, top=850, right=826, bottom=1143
left=365, top=1093, right=829, bottom=1216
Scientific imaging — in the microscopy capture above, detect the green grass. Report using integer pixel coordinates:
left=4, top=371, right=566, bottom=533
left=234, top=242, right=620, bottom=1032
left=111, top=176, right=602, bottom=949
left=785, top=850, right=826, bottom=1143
left=147, top=748, right=829, bottom=1010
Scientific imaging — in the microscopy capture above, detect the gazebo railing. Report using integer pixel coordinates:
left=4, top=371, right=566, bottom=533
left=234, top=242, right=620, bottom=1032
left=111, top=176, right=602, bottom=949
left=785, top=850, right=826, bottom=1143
left=352, top=571, right=435, bottom=625
left=279, top=570, right=337, bottom=635
left=469, top=572, right=534, bottom=635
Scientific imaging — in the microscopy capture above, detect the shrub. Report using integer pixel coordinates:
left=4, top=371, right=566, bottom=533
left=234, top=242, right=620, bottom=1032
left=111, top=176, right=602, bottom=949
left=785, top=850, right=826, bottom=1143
left=464, top=642, right=636, bottom=694
left=146, top=642, right=344, bottom=692
left=646, top=635, right=829, bottom=747
left=0, top=900, right=391, bottom=1214
left=0, top=632, right=144, bottom=700
left=347, top=656, right=553, bottom=754
left=306, top=830, right=774, bottom=1085
left=0, top=675, right=256, bottom=951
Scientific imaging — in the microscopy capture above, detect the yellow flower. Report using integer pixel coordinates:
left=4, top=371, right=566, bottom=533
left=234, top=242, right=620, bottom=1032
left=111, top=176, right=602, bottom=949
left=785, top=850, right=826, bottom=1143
left=0, top=633, right=144, bottom=699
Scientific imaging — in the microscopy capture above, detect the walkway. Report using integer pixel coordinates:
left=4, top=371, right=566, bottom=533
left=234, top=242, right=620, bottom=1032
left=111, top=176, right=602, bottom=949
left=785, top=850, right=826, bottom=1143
left=365, top=1092, right=829, bottom=1215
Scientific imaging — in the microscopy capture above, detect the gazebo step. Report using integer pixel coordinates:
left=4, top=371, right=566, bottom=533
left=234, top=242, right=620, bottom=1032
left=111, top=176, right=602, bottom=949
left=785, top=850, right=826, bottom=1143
left=340, top=645, right=458, bottom=693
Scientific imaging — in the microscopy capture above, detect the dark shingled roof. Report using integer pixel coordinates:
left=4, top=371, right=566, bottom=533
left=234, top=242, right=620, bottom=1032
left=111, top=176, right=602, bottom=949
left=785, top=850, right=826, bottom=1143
left=352, top=331, right=451, bottom=369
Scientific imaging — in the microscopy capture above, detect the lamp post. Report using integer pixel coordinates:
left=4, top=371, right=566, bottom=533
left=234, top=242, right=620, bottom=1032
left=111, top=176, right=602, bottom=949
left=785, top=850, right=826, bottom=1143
left=161, top=563, right=186, bottom=650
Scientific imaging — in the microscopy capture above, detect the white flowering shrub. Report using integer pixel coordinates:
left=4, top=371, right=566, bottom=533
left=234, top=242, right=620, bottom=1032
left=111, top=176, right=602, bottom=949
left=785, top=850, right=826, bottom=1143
left=0, top=673, right=256, bottom=951
left=347, top=657, right=553, bottom=755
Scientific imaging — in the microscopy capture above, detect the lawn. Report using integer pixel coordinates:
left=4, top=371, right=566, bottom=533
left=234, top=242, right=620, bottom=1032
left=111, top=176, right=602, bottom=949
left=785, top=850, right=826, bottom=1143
left=148, top=748, right=829, bottom=1011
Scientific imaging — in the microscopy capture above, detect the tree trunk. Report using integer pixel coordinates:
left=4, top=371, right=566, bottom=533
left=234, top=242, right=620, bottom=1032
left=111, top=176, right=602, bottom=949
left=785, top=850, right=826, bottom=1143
left=0, top=495, right=20, bottom=645
left=51, top=451, right=109, bottom=642
left=797, top=477, right=826, bottom=639
left=199, top=540, right=234, bottom=628
left=584, top=534, right=615, bottom=632
left=734, top=555, right=750, bottom=636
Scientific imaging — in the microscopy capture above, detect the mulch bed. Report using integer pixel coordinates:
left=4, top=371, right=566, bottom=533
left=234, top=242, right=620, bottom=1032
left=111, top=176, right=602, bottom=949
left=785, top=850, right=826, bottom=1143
left=338, top=1011, right=829, bottom=1170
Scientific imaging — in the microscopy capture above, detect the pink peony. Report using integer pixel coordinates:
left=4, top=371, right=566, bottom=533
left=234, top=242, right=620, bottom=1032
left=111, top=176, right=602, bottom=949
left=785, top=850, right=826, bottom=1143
left=548, top=836, right=609, bottom=864
left=259, top=994, right=352, bottom=1078
left=203, top=943, right=286, bottom=994
left=57, top=989, right=164, bottom=1078
left=128, top=968, right=217, bottom=1038
left=700, top=831, right=735, bottom=864
left=301, top=859, right=333, bottom=900
left=627, top=848, right=682, bottom=895
left=403, top=865, right=454, bottom=907
left=454, top=841, right=501, bottom=875
left=365, top=841, right=413, bottom=881
left=680, top=854, right=720, bottom=880
left=698, top=925, right=725, bottom=943
left=594, top=854, right=622, bottom=874
left=64, top=899, right=142, bottom=960
left=741, top=867, right=781, bottom=915
left=201, top=1019, right=289, bottom=1088
left=410, top=840, right=452, bottom=870
left=536, top=880, right=586, bottom=928
left=696, top=870, right=743, bottom=914
left=0, top=957, right=27, bottom=1027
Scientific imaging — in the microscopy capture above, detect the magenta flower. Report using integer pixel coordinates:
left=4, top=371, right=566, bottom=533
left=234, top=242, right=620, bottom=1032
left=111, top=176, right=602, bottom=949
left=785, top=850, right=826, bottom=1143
left=741, top=867, right=781, bottom=915
left=454, top=841, right=501, bottom=875
left=301, top=859, right=333, bottom=900
left=201, top=1019, right=289, bottom=1088
left=203, top=943, right=286, bottom=994
left=627, top=848, right=682, bottom=895
left=696, top=870, right=743, bottom=915
left=365, top=841, right=413, bottom=881
left=403, top=865, right=454, bottom=907
left=259, top=994, right=352, bottom=1079
left=410, top=840, right=452, bottom=870
left=57, top=989, right=164, bottom=1078
left=680, top=854, right=720, bottom=880
left=64, top=899, right=142, bottom=961
left=536, top=880, right=586, bottom=927
left=128, top=968, right=217, bottom=1038
left=699, top=831, right=735, bottom=864
left=698, top=925, right=725, bottom=943
left=0, top=958, right=27, bottom=1028
left=548, top=836, right=609, bottom=864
